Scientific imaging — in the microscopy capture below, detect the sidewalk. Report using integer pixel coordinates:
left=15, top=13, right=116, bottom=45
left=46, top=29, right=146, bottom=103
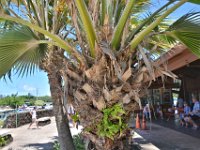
left=2, top=118, right=200, bottom=150
left=1, top=117, right=82, bottom=150
left=136, top=123, right=200, bottom=150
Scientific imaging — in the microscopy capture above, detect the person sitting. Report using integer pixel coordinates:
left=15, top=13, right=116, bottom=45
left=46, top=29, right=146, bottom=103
left=156, top=102, right=163, bottom=119
left=165, top=105, right=175, bottom=121
left=143, top=104, right=150, bottom=120
left=184, top=97, right=200, bottom=129
left=180, top=102, right=191, bottom=127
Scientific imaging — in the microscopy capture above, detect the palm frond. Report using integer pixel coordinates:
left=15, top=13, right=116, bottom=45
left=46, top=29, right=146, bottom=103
left=166, top=12, right=200, bottom=57
left=169, top=0, right=200, bottom=5
left=0, top=26, right=47, bottom=78
left=74, top=0, right=97, bottom=57
left=0, top=14, right=86, bottom=64
left=111, top=0, right=135, bottom=50
left=129, top=0, right=187, bottom=51
left=151, top=34, right=177, bottom=48
left=113, top=0, right=123, bottom=26
left=125, top=1, right=174, bottom=44
left=188, top=0, right=200, bottom=4
left=132, top=0, right=151, bottom=14
left=100, top=0, right=106, bottom=25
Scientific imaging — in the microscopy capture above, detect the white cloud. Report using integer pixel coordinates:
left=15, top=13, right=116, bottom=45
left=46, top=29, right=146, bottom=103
left=23, top=84, right=36, bottom=93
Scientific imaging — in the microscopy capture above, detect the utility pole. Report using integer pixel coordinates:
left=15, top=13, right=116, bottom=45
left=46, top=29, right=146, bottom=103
left=36, top=88, right=38, bottom=100
left=14, top=92, right=18, bottom=128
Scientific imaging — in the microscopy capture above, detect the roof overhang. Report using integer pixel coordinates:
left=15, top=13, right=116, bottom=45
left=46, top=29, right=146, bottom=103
left=157, top=45, right=199, bottom=72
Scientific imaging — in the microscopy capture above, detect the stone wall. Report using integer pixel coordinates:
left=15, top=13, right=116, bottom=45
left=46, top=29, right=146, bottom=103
left=3, top=109, right=53, bottom=128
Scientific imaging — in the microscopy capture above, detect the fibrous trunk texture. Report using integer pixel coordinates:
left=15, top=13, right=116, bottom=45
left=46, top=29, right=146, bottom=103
left=48, top=72, right=75, bottom=150
left=44, top=48, right=75, bottom=150
left=64, top=46, right=151, bottom=149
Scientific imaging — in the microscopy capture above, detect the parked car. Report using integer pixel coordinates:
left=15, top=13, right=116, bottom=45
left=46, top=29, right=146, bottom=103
left=42, top=103, right=53, bottom=110
left=26, top=106, right=35, bottom=111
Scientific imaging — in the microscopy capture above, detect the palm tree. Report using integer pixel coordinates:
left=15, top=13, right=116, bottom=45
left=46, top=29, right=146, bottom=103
left=0, top=0, right=200, bottom=149
left=0, top=1, right=76, bottom=149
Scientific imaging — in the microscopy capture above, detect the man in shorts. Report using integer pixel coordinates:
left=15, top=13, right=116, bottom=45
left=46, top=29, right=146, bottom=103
left=28, top=107, right=39, bottom=129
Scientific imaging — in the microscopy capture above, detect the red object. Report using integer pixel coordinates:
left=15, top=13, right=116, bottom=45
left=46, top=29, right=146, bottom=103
left=142, top=115, right=147, bottom=130
left=135, top=113, right=141, bottom=129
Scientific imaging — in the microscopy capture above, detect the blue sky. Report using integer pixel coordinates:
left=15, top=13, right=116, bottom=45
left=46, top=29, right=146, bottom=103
left=0, top=71, right=50, bottom=96
left=0, top=0, right=199, bottom=96
left=150, top=0, right=200, bottom=19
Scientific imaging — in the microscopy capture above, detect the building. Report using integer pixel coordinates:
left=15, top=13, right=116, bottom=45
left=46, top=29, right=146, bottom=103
left=146, top=44, right=200, bottom=105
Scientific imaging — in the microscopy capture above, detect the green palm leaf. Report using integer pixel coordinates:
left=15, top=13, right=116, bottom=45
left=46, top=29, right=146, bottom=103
left=126, top=1, right=174, bottom=44
left=100, top=0, right=106, bottom=25
left=0, top=14, right=86, bottom=64
left=166, top=12, right=200, bottom=57
left=0, top=26, right=47, bottom=78
left=169, top=0, right=200, bottom=5
left=111, top=0, right=135, bottom=50
left=188, top=0, right=200, bottom=4
left=129, top=0, right=187, bottom=51
left=74, top=0, right=97, bottom=57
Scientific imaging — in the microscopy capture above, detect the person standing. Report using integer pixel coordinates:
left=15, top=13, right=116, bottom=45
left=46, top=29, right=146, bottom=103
left=28, top=107, right=39, bottom=129
left=177, top=97, right=184, bottom=108
left=143, top=104, right=150, bottom=120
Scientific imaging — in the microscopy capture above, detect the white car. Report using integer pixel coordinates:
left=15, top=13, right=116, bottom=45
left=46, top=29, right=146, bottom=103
left=26, top=106, right=35, bottom=111
left=43, top=104, right=53, bottom=110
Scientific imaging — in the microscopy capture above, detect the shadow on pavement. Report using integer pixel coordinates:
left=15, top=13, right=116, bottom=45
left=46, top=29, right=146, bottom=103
left=153, top=119, right=200, bottom=139
left=23, top=136, right=58, bottom=150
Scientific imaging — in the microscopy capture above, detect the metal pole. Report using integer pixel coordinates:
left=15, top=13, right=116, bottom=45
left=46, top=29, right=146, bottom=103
left=36, top=88, right=38, bottom=100
left=183, top=77, right=186, bottom=101
left=16, top=103, right=17, bottom=128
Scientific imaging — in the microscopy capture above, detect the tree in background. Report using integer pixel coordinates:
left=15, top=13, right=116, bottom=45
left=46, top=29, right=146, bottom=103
left=37, top=96, right=52, bottom=102
left=0, top=95, right=51, bottom=107
left=34, top=100, right=45, bottom=106
left=0, top=95, right=24, bottom=108
left=0, top=0, right=200, bottom=149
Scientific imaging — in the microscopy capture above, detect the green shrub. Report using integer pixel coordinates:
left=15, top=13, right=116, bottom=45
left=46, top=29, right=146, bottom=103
left=53, top=134, right=85, bottom=150
left=0, top=137, right=6, bottom=147
left=34, top=100, right=45, bottom=106
left=0, top=134, right=13, bottom=147
left=73, top=134, right=85, bottom=150
left=71, top=112, right=79, bottom=122
left=97, top=104, right=127, bottom=140
left=53, top=141, right=60, bottom=150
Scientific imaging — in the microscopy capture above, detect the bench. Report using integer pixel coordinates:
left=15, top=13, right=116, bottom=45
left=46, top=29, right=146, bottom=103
left=37, top=117, right=51, bottom=126
left=164, top=112, right=174, bottom=121
left=162, top=107, right=175, bottom=121
left=162, top=107, right=184, bottom=121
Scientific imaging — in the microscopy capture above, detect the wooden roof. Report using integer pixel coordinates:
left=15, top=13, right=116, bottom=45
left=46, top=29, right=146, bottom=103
left=157, top=45, right=199, bottom=72
left=150, top=45, right=199, bottom=89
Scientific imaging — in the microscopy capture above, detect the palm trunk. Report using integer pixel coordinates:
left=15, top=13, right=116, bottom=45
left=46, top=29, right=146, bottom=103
left=66, top=55, right=146, bottom=150
left=48, top=72, right=75, bottom=150
left=41, top=47, right=76, bottom=150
